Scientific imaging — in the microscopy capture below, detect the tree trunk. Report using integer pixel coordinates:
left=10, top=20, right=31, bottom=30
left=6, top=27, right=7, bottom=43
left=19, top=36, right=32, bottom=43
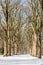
left=4, top=2, right=8, bottom=56
left=11, top=37, right=14, bottom=55
left=4, top=0, right=11, bottom=56
left=4, top=40, right=7, bottom=56
left=37, top=22, right=42, bottom=58
left=32, top=32, right=37, bottom=56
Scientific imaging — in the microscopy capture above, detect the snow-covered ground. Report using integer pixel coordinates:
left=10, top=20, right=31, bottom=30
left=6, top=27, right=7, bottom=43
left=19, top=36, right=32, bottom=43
left=0, top=54, right=43, bottom=65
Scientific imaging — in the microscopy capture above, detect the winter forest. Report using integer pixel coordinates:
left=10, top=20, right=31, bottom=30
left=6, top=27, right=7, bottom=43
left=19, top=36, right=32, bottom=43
left=0, top=0, right=43, bottom=58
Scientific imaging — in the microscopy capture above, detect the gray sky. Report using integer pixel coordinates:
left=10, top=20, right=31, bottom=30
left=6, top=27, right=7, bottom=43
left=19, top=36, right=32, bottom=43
left=0, top=0, right=27, bottom=25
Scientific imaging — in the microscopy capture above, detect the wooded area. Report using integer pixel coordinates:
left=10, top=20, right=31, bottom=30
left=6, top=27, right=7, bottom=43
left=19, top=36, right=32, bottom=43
left=0, top=0, right=43, bottom=58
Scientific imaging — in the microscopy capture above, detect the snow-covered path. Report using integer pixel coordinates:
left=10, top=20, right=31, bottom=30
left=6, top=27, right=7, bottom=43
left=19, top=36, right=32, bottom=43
left=0, top=54, right=43, bottom=65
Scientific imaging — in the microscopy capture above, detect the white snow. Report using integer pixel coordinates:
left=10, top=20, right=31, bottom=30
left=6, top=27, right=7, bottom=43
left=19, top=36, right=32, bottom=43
left=0, top=54, right=38, bottom=60
left=0, top=54, right=43, bottom=65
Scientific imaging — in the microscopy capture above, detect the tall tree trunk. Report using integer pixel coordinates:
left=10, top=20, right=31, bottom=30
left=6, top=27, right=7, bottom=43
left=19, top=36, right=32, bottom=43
left=11, top=37, right=14, bottom=55
left=32, top=32, right=37, bottom=56
left=4, top=1, right=8, bottom=56
left=4, top=0, right=11, bottom=56
left=37, top=21, right=42, bottom=58
left=38, top=32, right=41, bottom=58
left=4, top=39, right=7, bottom=56
left=37, top=0, right=43, bottom=58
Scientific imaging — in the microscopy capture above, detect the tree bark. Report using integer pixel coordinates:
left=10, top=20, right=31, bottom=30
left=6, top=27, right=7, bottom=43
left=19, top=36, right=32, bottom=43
left=4, top=1, right=8, bottom=56
left=32, top=32, right=37, bottom=56
left=37, top=22, right=42, bottom=58
left=4, top=0, right=11, bottom=56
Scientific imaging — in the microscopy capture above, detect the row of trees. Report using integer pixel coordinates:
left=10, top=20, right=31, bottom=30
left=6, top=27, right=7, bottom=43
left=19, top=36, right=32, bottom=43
left=0, top=0, right=43, bottom=58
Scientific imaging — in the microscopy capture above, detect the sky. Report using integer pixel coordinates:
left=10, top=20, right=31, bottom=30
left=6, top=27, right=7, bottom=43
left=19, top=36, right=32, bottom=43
left=0, top=0, right=24, bottom=10
left=0, top=0, right=28, bottom=13
left=0, top=0, right=31, bottom=25
left=0, top=0, right=27, bottom=25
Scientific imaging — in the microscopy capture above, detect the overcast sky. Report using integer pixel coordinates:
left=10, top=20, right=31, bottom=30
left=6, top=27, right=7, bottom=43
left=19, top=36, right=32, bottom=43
left=0, top=0, right=26, bottom=10
left=0, top=0, right=27, bottom=25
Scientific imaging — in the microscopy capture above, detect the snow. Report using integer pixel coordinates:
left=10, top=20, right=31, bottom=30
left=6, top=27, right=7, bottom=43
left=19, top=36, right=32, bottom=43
left=0, top=54, right=38, bottom=60
left=0, top=54, right=43, bottom=65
